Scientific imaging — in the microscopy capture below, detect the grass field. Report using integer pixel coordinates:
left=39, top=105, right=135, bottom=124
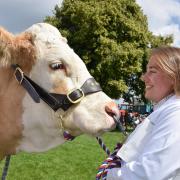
left=0, top=132, right=126, bottom=180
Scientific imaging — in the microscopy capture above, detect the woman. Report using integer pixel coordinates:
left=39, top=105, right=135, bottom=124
left=97, top=46, right=180, bottom=180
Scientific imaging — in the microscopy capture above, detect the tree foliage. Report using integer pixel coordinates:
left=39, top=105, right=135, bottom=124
left=45, top=0, right=173, bottom=99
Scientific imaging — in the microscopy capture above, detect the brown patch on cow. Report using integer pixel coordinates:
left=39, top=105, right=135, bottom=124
left=0, top=27, right=14, bottom=66
left=0, top=68, right=26, bottom=159
left=0, top=27, right=37, bottom=159
left=12, top=32, right=36, bottom=71
left=52, top=79, right=69, bottom=94
left=0, top=27, right=36, bottom=71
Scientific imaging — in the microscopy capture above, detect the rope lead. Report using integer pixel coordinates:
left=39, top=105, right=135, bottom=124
left=1, top=155, right=11, bottom=180
left=96, top=114, right=127, bottom=157
left=96, top=137, right=111, bottom=156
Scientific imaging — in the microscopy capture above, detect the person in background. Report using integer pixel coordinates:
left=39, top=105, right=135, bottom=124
left=96, top=46, right=180, bottom=180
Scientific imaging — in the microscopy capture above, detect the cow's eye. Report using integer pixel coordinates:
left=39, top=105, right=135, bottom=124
left=49, top=63, right=65, bottom=70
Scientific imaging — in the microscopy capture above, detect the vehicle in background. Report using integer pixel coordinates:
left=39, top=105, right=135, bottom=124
left=118, top=103, right=151, bottom=131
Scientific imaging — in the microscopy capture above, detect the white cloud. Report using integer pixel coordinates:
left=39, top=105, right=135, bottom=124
left=136, top=0, right=180, bottom=47
left=155, top=24, right=180, bottom=46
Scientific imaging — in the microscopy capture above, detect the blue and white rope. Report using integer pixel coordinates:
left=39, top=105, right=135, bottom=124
left=96, top=137, right=111, bottom=156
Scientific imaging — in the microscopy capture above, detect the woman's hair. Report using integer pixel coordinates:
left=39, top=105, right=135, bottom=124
left=150, top=46, right=180, bottom=94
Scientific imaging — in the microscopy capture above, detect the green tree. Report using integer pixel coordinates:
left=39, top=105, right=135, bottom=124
left=45, top=0, right=173, bottom=99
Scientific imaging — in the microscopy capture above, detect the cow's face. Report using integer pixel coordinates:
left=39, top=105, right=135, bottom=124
left=15, top=23, right=119, bottom=153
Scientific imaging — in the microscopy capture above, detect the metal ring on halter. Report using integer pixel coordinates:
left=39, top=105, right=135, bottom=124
left=14, top=67, right=24, bottom=84
left=54, top=110, right=65, bottom=133
left=67, top=88, right=84, bottom=104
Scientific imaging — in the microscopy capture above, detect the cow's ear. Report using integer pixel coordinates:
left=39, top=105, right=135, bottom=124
left=13, top=32, right=36, bottom=70
left=0, top=28, right=36, bottom=69
left=0, top=27, right=15, bottom=66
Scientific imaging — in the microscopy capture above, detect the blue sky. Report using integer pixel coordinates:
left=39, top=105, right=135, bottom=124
left=0, top=0, right=180, bottom=46
left=0, top=0, right=62, bottom=33
left=136, top=0, right=180, bottom=47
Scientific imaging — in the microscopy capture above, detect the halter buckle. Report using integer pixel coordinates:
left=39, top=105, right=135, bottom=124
left=67, top=88, right=84, bottom=104
left=14, top=67, right=24, bottom=84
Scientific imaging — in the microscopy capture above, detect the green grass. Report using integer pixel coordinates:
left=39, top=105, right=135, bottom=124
left=0, top=132, right=126, bottom=180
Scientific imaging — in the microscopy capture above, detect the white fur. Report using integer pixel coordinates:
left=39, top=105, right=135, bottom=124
left=17, top=23, right=116, bottom=153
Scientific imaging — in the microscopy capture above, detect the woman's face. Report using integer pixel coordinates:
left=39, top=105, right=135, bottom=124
left=142, top=57, right=174, bottom=103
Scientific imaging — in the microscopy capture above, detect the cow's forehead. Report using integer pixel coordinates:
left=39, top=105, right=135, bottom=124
left=25, top=23, right=66, bottom=44
left=26, top=23, right=71, bottom=63
left=26, top=23, right=91, bottom=83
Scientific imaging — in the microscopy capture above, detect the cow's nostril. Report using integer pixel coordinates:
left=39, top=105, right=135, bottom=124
left=105, top=101, right=120, bottom=118
left=105, top=109, right=116, bottom=117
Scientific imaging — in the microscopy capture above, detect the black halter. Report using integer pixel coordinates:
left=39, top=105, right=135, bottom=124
left=11, top=64, right=102, bottom=111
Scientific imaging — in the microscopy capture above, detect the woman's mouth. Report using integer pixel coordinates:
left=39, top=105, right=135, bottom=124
left=145, top=85, right=153, bottom=90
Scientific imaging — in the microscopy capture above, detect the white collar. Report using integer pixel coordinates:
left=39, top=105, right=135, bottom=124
left=153, top=93, right=174, bottom=111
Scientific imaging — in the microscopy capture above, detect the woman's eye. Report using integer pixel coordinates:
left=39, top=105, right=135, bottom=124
left=49, top=63, right=65, bottom=70
left=149, top=70, right=157, bottom=74
left=146, top=69, right=157, bottom=74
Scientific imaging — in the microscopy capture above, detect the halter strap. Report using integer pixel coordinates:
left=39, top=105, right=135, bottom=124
left=12, top=64, right=102, bottom=111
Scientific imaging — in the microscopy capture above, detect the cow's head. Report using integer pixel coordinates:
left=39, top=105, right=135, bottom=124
left=0, top=23, right=119, bottom=156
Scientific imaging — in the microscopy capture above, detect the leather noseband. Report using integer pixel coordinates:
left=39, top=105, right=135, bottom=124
left=11, top=64, right=102, bottom=111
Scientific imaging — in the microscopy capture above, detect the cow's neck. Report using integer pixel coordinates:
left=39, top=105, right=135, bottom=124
left=16, top=91, right=66, bottom=153
left=0, top=67, right=24, bottom=159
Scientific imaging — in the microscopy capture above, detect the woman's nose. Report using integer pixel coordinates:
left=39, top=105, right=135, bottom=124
left=140, top=73, right=147, bottom=82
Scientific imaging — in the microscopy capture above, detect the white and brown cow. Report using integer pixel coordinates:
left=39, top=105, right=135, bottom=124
left=0, top=23, right=119, bottom=160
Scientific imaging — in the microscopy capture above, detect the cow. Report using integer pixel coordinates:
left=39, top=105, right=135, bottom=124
left=0, top=23, right=119, bottom=160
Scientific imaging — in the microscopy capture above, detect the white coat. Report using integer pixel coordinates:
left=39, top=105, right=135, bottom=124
left=107, top=95, right=180, bottom=180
